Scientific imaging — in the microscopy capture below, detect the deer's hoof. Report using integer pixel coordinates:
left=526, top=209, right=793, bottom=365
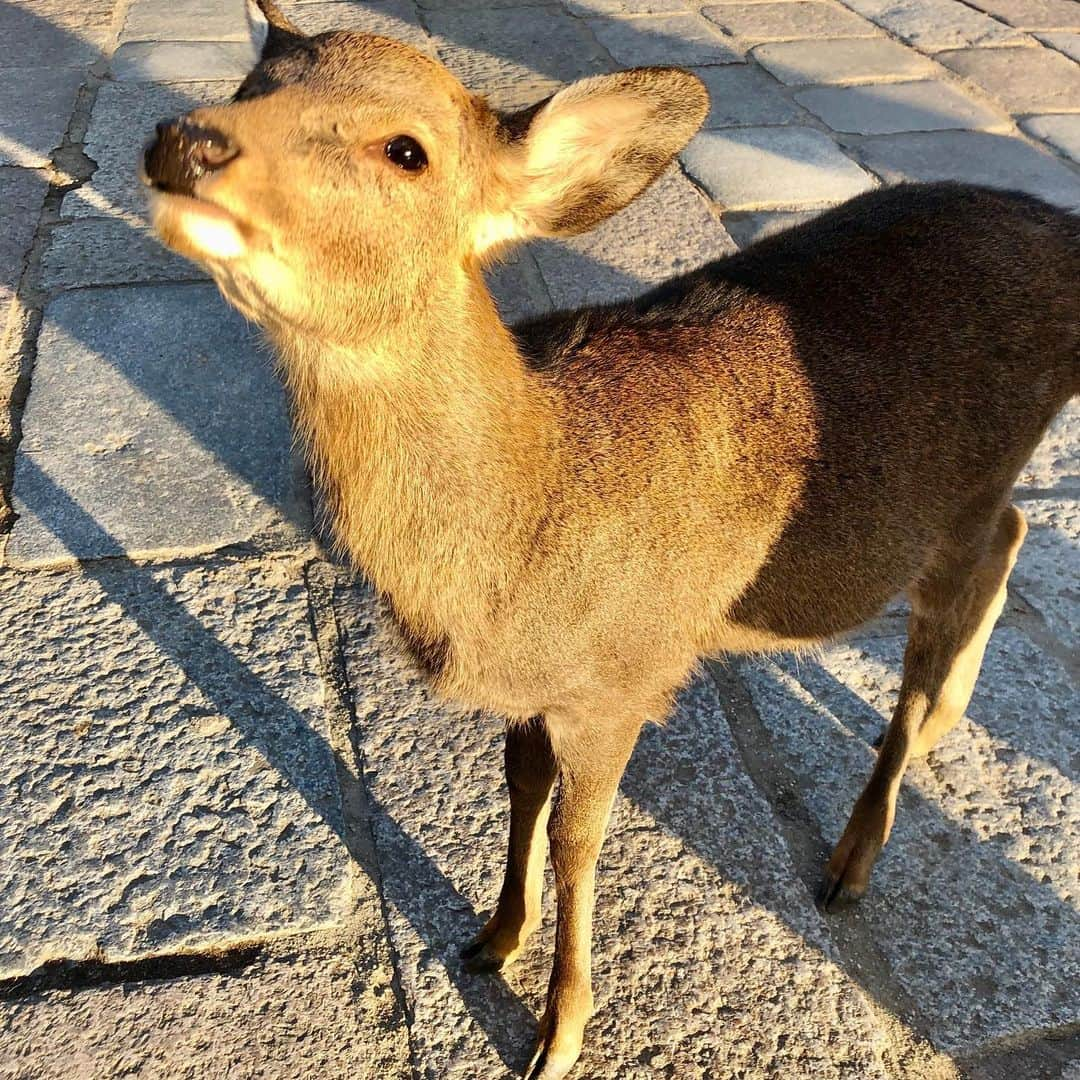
left=461, top=936, right=506, bottom=974
left=523, top=1039, right=580, bottom=1080
left=814, top=871, right=863, bottom=913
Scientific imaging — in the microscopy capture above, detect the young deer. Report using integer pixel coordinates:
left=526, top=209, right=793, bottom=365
left=142, top=2, right=1079, bottom=1075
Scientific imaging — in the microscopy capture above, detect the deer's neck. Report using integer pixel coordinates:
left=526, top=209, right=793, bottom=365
left=274, top=266, right=556, bottom=646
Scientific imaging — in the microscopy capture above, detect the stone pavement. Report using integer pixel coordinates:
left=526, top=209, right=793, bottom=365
left=0, top=0, right=1078, bottom=1076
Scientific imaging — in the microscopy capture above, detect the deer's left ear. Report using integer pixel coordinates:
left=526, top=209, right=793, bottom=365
left=475, top=68, right=708, bottom=257
left=246, top=0, right=306, bottom=61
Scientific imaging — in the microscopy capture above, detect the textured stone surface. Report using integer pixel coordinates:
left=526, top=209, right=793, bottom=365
left=0, top=67, right=86, bottom=167
left=795, top=79, right=1005, bottom=134
left=0, top=559, right=349, bottom=978
left=753, top=36, right=940, bottom=85
left=112, top=41, right=259, bottom=83
left=587, top=12, right=744, bottom=65
left=1012, top=497, right=1080, bottom=650
left=0, top=0, right=109, bottom=68
left=8, top=285, right=308, bottom=567
left=693, top=63, right=810, bottom=127
left=840, top=0, right=1031, bottom=50
left=120, top=0, right=251, bottom=42
left=722, top=208, right=821, bottom=247
left=0, top=940, right=411, bottom=1079
left=337, top=585, right=891, bottom=1079
left=280, top=0, right=432, bottom=51
left=485, top=249, right=553, bottom=324
left=1037, top=30, right=1080, bottom=61
left=1019, top=398, right=1080, bottom=490
left=742, top=628, right=1080, bottom=1052
left=702, top=1, right=879, bottom=44
left=966, top=0, right=1080, bottom=29
left=565, top=0, right=688, bottom=14
left=683, top=126, right=877, bottom=210
left=530, top=167, right=735, bottom=307
left=0, top=169, right=48, bottom=302
left=854, top=130, right=1080, bottom=207
left=938, top=46, right=1080, bottom=114
left=1022, top=113, right=1080, bottom=163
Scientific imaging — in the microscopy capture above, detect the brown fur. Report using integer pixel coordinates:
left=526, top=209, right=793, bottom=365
left=142, top=5, right=1079, bottom=1076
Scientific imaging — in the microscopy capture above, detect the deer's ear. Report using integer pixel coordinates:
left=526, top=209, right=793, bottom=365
left=246, top=0, right=306, bottom=61
left=475, top=68, right=708, bottom=256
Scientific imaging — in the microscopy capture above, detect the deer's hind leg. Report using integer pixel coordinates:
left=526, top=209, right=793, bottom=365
left=817, top=503, right=1027, bottom=912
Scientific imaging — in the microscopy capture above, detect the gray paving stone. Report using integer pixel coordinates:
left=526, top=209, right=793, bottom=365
left=839, top=0, right=1032, bottom=50
left=485, top=249, right=553, bottom=324
left=565, top=0, right=689, bottom=15
left=938, top=46, right=1080, bottom=114
left=1037, top=30, right=1080, bottom=61
left=693, top=63, right=810, bottom=127
left=111, top=41, right=259, bottom=83
left=0, top=0, right=110, bottom=69
left=0, top=940, right=411, bottom=1080
left=587, top=13, right=745, bottom=65
left=279, top=0, right=432, bottom=52
left=0, top=169, right=48, bottom=303
left=742, top=627, right=1080, bottom=1052
left=530, top=167, right=736, bottom=308
left=425, top=6, right=613, bottom=90
left=120, top=0, right=252, bottom=42
left=0, top=558, right=349, bottom=978
left=1022, top=113, right=1080, bottom=163
left=0, top=67, right=86, bottom=167
left=722, top=208, right=821, bottom=247
left=1019, top=398, right=1080, bottom=491
left=1012, top=496, right=1080, bottom=650
left=702, top=1, right=880, bottom=44
left=795, top=79, right=1006, bottom=134
left=63, top=80, right=235, bottom=221
left=336, top=585, right=891, bottom=1079
left=966, top=0, right=1080, bottom=29
left=7, top=285, right=309, bottom=567
left=682, top=126, right=877, bottom=210
left=753, top=36, right=941, bottom=84
left=853, top=130, right=1080, bottom=208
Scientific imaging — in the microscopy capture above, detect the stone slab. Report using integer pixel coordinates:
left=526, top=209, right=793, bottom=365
left=0, top=940, right=411, bottom=1079
left=722, top=208, right=821, bottom=247
left=120, top=0, right=252, bottom=42
left=530, top=167, right=736, bottom=308
left=0, top=0, right=109, bottom=69
left=484, top=249, right=553, bottom=324
left=853, top=130, right=1080, bottom=208
left=565, top=0, right=689, bottom=14
left=1037, top=30, right=1080, bottom=61
left=587, top=13, right=745, bottom=65
left=938, top=46, right=1080, bottom=114
left=425, top=6, right=613, bottom=90
left=795, top=79, right=1006, bottom=134
left=1022, top=113, right=1080, bottom=163
left=336, top=584, right=891, bottom=1079
left=742, top=627, right=1080, bottom=1052
left=1012, top=497, right=1080, bottom=651
left=839, top=0, right=1032, bottom=50
left=0, top=67, right=86, bottom=168
left=111, top=41, right=259, bottom=83
left=1019, top=398, right=1080, bottom=491
left=7, top=285, right=309, bottom=567
left=279, top=0, right=432, bottom=52
left=64, top=80, right=236, bottom=221
left=702, top=1, right=880, bottom=44
left=693, top=63, right=810, bottom=128
left=0, top=558, right=349, bottom=978
left=967, top=0, right=1080, bottom=29
left=753, top=36, right=941, bottom=85
left=682, top=126, right=877, bottom=210
left=0, top=169, right=48, bottom=303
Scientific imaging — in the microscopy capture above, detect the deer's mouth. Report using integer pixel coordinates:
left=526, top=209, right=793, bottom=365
left=148, top=189, right=250, bottom=263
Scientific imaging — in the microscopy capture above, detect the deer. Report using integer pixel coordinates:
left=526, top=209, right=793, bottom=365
left=140, top=1, right=1079, bottom=1075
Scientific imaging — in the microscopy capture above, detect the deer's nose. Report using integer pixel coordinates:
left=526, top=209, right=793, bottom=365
left=143, top=119, right=239, bottom=196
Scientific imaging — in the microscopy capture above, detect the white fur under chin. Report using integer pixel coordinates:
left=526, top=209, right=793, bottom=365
left=151, top=193, right=248, bottom=261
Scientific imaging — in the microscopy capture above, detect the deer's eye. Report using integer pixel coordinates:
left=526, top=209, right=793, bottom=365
left=384, top=135, right=427, bottom=172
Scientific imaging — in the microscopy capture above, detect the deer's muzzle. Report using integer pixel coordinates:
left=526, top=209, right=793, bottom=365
left=143, top=120, right=239, bottom=197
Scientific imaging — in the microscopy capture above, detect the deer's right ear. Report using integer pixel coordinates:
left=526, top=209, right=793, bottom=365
left=474, top=68, right=708, bottom=258
left=246, top=0, right=306, bottom=61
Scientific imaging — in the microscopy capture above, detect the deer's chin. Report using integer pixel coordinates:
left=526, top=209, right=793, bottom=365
left=150, top=190, right=249, bottom=264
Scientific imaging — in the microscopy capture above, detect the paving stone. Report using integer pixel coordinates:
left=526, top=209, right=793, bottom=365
left=753, top=36, right=941, bottom=84
left=1037, top=30, right=1080, bottom=61
left=336, top=584, right=891, bottom=1079
left=1022, top=113, right=1080, bottom=163
left=839, top=0, right=1032, bottom=50
left=425, top=6, right=613, bottom=90
left=63, top=80, right=235, bottom=221
left=0, top=0, right=109, bottom=68
left=7, top=285, right=309, bottom=567
left=795, top=79, right=1006, bottom=133
left=120, top=0, right=252, bottom=42
left=853, top=130, right=1080, bottom=208
left=587, top=13, right=745, bottom=66
left=111, top=41, right=259, bottom=83
left=0, top=169, right=48, bottom=304
left=722, top=208, right=821, bottom=246
left=0, top=557, right=348, bottom=977
left=938, top=46, right=1080, bottom=114
left=1018, top=397, right=1080, bottom=491
left=484, top=249, right=553, bottom=324
left=682, top=126, right=877, bottom=210
left=530, top=167, right=736, bottom=308
left=0, top=67, right=86, bottom=167
left=0, top=940, right=411, bottom=1080
left=279, top=0, right=433, bottom=52
left=565, top=0, right=689, bottom=15
left=742, top=627, right=1080, bottom=1052
left=693, top=63, right=810, bottom=127
left=702, top=1, right=880, bottom=44
left=1012, top=497, right=1080, bottom=650
left=965, top=0, right=1080, bottom=29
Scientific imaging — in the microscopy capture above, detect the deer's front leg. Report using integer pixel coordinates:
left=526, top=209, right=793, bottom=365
left=525, top=715, right=643, bottom=1080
